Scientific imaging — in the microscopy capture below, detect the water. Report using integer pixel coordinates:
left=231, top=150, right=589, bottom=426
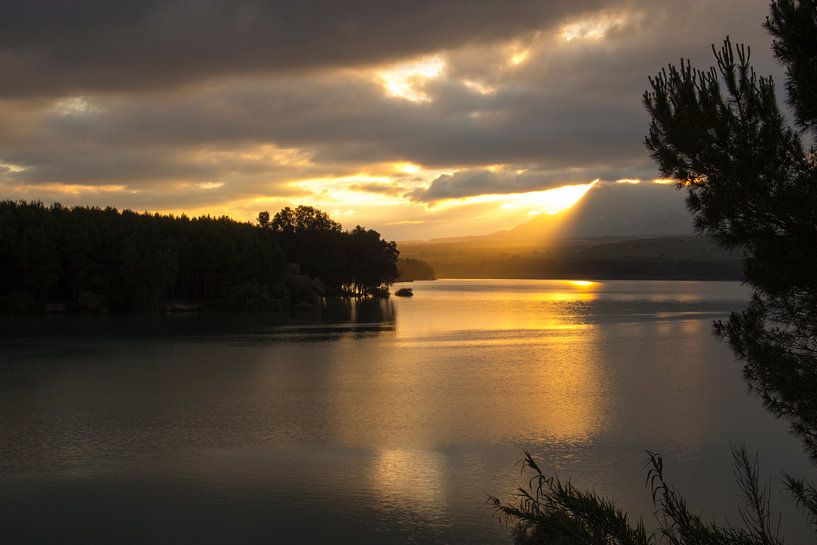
left=0, top=280, right=814, bottom=544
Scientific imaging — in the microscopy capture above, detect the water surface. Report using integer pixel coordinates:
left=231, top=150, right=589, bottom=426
left=0, top=280, right=813, bottom=544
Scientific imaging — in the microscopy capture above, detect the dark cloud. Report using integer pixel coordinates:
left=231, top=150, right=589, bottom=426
left=409, top=168, right=593, bottom=202
left=0, top=0, right=617, bottom=97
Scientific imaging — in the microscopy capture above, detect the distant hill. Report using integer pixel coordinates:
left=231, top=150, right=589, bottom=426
left=397, top=235, right=742, bottom=280
left=394, top=181, right=742, bottom=280
left=575, top=235, right=736, bottom=261
left=559, top=235, right=742, bottom=280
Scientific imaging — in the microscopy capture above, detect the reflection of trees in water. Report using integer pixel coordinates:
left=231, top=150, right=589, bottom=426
left=322, top=297, right=395, bottom=326
left=0, top=298, right=396, bottom=346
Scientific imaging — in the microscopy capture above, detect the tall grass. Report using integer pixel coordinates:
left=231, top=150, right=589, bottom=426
left=489, top=446, right=803, bottom=545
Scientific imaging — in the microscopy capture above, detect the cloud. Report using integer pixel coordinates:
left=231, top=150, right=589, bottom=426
left=348, top=182, right=406, bottom=196
left=410, top=169, right=586, bottom=202
left=0, top=0, right=617, bottom=98
left=409, top=152, right=670, bottom=203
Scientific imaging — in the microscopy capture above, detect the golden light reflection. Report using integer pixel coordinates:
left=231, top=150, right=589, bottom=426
left=369, top=449, right=445, bottom=513
left=566, top=280, right=597, bottom=288
left=327, top=280, right=607, bottom=449
left=377, top=55, right=445, bottom=103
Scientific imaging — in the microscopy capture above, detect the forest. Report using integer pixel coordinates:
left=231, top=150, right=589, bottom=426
left=0, top=202, right=398, bottom=312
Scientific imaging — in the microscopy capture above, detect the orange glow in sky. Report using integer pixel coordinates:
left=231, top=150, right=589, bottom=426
left=520, top=182, right=596, bottom=215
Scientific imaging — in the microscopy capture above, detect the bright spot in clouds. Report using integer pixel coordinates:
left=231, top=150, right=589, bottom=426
left=0, top=160, right=27, bottom=173
left=392, top=162, right=421, bottom=174
left=377, top=55, right=445, bottom=103
left=195, top=182, right=224, bottom=190
left=510, top=49, right=530, bottom=66
left=561, top=14, right=628, bottom=42
left=54, top=96, right=100, bottom=116
left=463, top=79, right=497, bottom=95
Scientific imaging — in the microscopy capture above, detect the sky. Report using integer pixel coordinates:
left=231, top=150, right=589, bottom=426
left=0, top=0, right=779, bottom=240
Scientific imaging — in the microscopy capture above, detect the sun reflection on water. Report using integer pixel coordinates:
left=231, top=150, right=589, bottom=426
left=566, top=280, right=597, bottom=288
left=328, top=280, right=608, bottom=453
left=369, top=449, right=446, bottom=515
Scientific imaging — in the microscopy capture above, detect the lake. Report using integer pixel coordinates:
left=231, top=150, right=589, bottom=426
left=0, top=279, right=814, bottom=544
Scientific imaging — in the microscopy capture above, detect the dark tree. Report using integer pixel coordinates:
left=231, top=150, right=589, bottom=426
left=257, top=210, right=270, bottom=229
left=346, top=225, right=399, bottom=295
left=267, top=205, right=341, bottom=234
left=767, top=0, right=817, bottom=132
left=257, top=206, right=398, bottom=296
left=645, top=2, right=817, bottom=462
left=270, top=206, right=297, bottom=234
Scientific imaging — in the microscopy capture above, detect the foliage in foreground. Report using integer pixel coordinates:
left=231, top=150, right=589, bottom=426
left=491, top=448, right=785, bottom=545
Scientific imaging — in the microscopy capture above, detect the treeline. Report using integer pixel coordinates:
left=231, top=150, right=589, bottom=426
left=0, top=201, right=398, bottom=312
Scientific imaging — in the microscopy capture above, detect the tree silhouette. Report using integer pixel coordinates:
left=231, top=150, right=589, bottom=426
left=0, top=202, right=398, bottom=312
left=257, top=206, right=398, bottom=295
left=645, top=2, right=817, bottom=463
left=257, top=210, right=270, bottom=229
